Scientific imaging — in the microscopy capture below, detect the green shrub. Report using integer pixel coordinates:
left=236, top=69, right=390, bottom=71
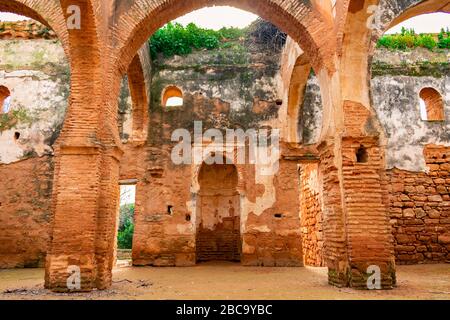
left=119, top=203, right=134, bottom=230
left=149, top=22, right=245, bottom=60
left=376, top=27, right=445, bottom=51
left=118, top=220, right=134, bottom=249
left=415, top=34, right=437, bottom=50
left=117, top=203, right=134, bottom=249
left=438, top=28, right=450, bottom=49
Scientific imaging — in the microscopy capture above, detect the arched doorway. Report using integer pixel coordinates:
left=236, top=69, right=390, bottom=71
left=196, top=161, right=241, bottom=262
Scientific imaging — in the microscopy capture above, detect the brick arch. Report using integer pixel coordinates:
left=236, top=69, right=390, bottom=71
left=127, top=54, right=149, bottom=141
left=0, top=0, right=70, bottom=57
left=192, top=155, right=246, bottom=195
left=111, top=0, right=336, bottom=75
left=370, top=0, right=450, bottom=45
left=419, top=87, right=445, bottom=121
left=286, top=53, right=312, bottom=144
left=198, top=161, right=239, bottom=191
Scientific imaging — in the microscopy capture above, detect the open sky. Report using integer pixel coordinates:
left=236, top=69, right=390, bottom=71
left=0, top=7, right=448, bottom=33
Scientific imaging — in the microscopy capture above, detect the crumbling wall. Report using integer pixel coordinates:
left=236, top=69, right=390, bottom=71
left=241, top=158, right=303, bottom=266
left=387, top=145, right=450, bottom=264
left=295, top=47, right=450, bottom=265
left=298, top=74, right=323, bottom=145
left=126, top=39, right=304, bottom=267
left=0, top=156, right=53, bottom=268
left=371, top=48, right=450, bottom=172
left=0, top=25, right=67, bottom=268
left=0, top=38, right=69, bottom=164
left=299, top=162, right=324, bottom=266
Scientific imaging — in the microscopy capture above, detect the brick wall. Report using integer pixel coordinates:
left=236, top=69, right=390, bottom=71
left=387, top=145, right=450, bottom=264
left=299, top=162, right=325, bottom=267
left=196, top=218, right=241, bottom=262
left=0, top=156, right=53, bottom=268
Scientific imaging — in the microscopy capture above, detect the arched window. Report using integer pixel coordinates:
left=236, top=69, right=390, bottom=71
left=162, top=85, right=183, bottom=107
left=419, top=87, right=445, bottom=121
left=0, top=86, right=11, bottom=113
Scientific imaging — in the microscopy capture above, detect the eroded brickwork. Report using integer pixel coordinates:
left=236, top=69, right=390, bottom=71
left=299, top=163, right=325, bottom=267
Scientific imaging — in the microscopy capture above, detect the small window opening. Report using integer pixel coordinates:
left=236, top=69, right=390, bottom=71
left=356, top=145, right=369, bottom=163
left=419, top=87, right=445, bottom=121
left=186, top=214, right=191, bottom=222
left=274, top=213, right=283, bottom=219
left=162, top=86, right=183, bottom=107
left=0, top=86, right=11, bottom=113
left=14, top=132, right=20, bottom=140
left=168, top=205, right=174, bottom=215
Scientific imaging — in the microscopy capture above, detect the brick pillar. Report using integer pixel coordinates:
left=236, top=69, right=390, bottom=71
left=341, top=136, right=396, bottom=289
left=45, top=145, right=102, bottom=291
left=318, top=137, right=396, bottom=289
left=318, top=140, right=350, bottom=287
left=95, top=148, right=122, bottom=289
left=45, top=146, right=122, bottom=292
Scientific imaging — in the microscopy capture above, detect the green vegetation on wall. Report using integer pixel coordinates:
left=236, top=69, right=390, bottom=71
left=0, top=108, right=33, bottom=132
left=149, top=19, right=287, bottom=60
left=377, top=27, right=450, bottom=50
left=149, top=22, right=245, bottom=60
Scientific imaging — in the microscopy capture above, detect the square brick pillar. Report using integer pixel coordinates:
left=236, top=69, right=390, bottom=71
left=318, top=138, right=396, bottom=289
left=45, top=146, right=121, bottom=292
left=341, top=137, right=396, bottom=289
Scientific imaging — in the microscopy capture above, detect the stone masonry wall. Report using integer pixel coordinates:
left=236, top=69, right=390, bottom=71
left=387, top=145, right=450, bottom=264
left=299, top=162, right=325, bottom=267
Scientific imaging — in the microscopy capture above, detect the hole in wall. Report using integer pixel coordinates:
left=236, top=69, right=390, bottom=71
left=356, top=145, right=368, bottom=163
left=419, top=87, right=445, bottom=121
left=0, top=85, right=11, bottom=113
left=275, top=99, right=283, bottom=106
left=162, top=85, right=183, bottom=107
left=274, top=213, right=283, bottom=218
left=168, top=205, right=174, bottom=215
left=14, top=132, right=20, bottom=141
left=186, top=214, right=191, bottom=222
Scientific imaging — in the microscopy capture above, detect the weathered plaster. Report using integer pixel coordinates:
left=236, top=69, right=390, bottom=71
left=371, top=75, right=450, bottom=171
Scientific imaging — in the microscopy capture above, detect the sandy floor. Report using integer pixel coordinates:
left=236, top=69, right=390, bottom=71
left=0, top=262, right=449, bottom=300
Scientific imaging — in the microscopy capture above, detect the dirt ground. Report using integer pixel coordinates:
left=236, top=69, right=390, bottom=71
left=0, top=262, right=449, bottom=300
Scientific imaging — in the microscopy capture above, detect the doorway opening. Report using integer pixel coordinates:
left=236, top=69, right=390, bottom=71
left=196, top=161, right=241, bottom=263
left=117, top=182, right=136, bottom=265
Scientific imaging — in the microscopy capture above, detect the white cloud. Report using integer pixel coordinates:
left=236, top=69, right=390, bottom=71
left=0, top=13, right=27, bottom=21
left=386, top=12, right=449, bottom=34
left=174, top=6, right=258, bottom=30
